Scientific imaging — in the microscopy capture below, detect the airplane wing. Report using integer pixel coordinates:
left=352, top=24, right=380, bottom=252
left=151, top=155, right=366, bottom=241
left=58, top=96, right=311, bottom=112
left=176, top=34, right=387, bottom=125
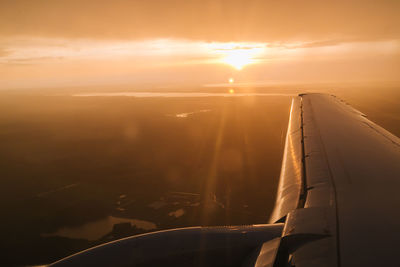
left=269, top=93, right=400, bottom=267
left=50, top=93, right=400, bottom=267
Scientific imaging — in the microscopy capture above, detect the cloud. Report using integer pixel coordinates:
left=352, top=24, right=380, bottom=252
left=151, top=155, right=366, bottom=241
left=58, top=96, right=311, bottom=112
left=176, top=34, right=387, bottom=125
left=214, top=45, right=265, bottom=51
left=0, top=48, right=11, bottom=57
left=1, top=0, right=399, bottom=42
left=3, top=56, right=64, bottom=65
left=292, top=40, right=347, bottom=49
left=264, top=39, right=364, bottom=49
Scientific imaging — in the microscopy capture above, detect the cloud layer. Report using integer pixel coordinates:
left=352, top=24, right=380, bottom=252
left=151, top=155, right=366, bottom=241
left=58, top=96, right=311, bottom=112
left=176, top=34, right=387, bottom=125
left=1, top=0, right=400, bottom=42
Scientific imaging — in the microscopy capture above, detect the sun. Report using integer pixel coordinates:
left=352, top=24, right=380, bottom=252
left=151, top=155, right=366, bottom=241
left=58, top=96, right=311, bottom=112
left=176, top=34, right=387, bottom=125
left=207, top=42, right=264, bottom=70
left=222, top=50, right=255, bottom=70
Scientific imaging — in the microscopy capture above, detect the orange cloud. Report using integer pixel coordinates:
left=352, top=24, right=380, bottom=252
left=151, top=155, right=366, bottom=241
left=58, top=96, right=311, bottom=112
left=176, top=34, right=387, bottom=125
left=1, top=0, right=399, bottom=42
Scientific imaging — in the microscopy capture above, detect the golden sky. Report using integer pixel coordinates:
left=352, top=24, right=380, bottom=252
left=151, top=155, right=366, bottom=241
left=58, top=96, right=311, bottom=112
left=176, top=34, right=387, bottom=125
left=0, top=0, right=399, bottom=89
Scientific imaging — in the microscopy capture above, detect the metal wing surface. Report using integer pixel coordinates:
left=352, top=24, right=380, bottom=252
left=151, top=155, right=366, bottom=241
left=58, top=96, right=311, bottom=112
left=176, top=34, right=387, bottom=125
left=270, top=93, right=400, bottom=267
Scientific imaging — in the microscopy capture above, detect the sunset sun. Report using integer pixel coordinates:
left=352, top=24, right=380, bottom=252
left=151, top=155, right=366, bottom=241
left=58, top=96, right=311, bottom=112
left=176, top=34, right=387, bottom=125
left=222, top=50, right=255, bottom=70
left=207, top=42, right=265, bottom=71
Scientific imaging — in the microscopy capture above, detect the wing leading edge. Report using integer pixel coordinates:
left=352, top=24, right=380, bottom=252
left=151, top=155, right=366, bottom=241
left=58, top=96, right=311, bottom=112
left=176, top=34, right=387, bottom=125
left=270, top=93, right=400, bottom=267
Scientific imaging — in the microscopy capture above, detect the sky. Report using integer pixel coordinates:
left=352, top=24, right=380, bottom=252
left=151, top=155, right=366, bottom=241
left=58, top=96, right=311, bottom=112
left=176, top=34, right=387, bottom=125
left=0, top=0, right=399, bottom=89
